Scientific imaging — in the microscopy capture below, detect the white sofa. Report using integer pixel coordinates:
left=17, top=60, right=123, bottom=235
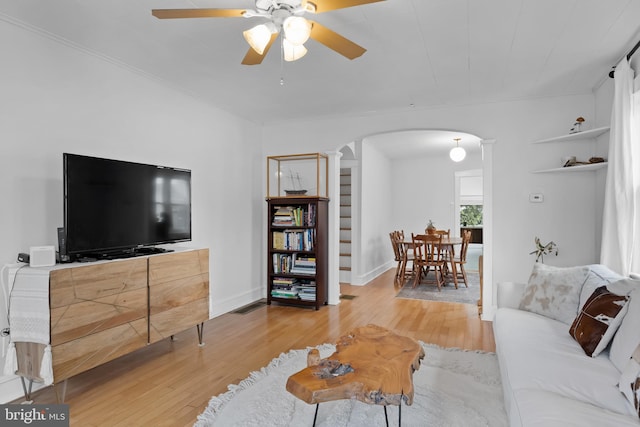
left=493, top=264, right=640, bottom=426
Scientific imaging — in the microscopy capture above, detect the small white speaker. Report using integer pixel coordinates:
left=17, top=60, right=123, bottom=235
left=29, top=246, right=56, bottom=267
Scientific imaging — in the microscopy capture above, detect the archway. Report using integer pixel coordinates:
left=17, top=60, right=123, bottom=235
left=334, top=129, right=494, bottom=319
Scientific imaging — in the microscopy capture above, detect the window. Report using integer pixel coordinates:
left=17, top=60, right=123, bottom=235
left=460, top=205, right=482, bottom=227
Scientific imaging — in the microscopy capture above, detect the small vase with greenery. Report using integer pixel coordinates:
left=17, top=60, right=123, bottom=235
left=426, top=220, right=436, bottom=234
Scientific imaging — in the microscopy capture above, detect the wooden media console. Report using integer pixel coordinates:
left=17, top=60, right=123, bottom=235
left=11, top=248, right=209, bottom=402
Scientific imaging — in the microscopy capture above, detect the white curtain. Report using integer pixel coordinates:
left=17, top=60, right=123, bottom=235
left=601, top=58, right=639, bottom=275
left=632, top=73, right=640, bottom=273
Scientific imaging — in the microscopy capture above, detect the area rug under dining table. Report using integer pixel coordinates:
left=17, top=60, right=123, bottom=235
left=395, top=271, right=480, bottom=305
left=194, top=342, right=507, bottom=427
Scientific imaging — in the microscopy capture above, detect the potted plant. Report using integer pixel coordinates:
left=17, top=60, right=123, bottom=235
left=426, top=220, right=436, bottom=235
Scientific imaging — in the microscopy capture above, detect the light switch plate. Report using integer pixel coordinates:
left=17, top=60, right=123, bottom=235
left=529, top=193, right=544, bottom=203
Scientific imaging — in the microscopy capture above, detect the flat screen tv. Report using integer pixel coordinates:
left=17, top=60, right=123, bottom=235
left=63, top=153, right=191, bottom=260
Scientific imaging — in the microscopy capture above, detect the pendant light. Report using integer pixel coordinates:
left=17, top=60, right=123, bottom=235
left=449, top=138, right=466, bottom=162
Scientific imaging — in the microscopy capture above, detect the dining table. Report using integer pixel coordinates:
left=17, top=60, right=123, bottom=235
left=408, top=235, right=463, bottom=288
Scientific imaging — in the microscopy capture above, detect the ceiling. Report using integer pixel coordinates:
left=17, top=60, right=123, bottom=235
left=2, top=0, right=640, bottom=128
left=364, top=130, right=482, bottom=159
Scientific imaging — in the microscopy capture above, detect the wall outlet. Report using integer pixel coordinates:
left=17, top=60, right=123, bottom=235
left=529, top=193, right=544, bottom=203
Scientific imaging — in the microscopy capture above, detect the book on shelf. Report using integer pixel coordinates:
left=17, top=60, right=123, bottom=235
left=272, top=231, right=286, bottom=249
left=272, top=204, right=316, bottom=227
left=273, top=277, right=298, bottom=285
left=289, top=254, right=316, bottom=275
left=272, top=253, right=293, bottom=274
left=273, top=230, right=313, bottom=251
left=271, top=290, right=299, bottom=299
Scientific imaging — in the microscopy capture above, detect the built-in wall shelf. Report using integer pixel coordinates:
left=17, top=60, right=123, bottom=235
left=531, top=126, right=610, bottom=144
left=531, top=126, right=610, bottom=174
left=531, top=162, right=608, bottom=174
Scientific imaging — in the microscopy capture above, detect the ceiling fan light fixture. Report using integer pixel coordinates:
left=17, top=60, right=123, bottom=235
left=449, top=138, right=466, bottom=162
left=283, top=38, right=307, bottom=61
left=283, top=16, right=311, bottom=45
left=243, top=23, right=276, bottom=55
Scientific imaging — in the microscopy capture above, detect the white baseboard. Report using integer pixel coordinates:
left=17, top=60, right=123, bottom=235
left=209, top=287, right=265, bottom=319
left=350, top=262, right=393, bottom=286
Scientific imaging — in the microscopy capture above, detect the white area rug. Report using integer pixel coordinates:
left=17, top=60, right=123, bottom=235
left=195, top=342, right=507, bottom=427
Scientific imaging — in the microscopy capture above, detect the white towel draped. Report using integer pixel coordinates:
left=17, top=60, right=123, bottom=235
left=3, top=267, right=53, bottom=385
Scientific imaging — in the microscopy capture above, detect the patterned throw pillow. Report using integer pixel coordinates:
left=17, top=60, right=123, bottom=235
left=579, top=267, right=618, bottom=310
left=519, top=264, right=589, bottom=324
left=619, top=343, right=640, bottom=418
left=569, top=286, right=630, bottom=357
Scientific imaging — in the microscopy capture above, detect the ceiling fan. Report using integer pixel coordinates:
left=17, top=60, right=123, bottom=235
left=152, top=0, right=385, bottom=65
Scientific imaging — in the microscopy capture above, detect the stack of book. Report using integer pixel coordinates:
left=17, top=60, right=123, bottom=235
left=272, top=206, right=295, bottom=226
left=295, top=280, right=316, bottom=301
left=271, top=277, right=299, bottom=299
left=290, top=255, right=316, bottom=275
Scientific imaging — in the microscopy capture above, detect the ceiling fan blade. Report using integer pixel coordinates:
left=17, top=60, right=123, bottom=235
left=241, top=32, right=279, bottom=65
left=152, top=9, right=247, bottom=19
left=306, top=0, right=385, bottom=13
left=308, top=21, right=366, bottom=60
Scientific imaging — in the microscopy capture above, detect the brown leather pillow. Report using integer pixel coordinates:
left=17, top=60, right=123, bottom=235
left=569, top=286, right=629, bottom=357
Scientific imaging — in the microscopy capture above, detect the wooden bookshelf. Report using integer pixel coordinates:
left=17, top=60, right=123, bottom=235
left=266, top=197, right=328, bottom=310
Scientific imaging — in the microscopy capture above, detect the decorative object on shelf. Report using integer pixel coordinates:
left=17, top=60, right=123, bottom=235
left=426, top=220, right=436, bottom=235
left=530, top=237, right=558, bottom=263
left=449, top=138, right=466, bottom=162
left=562, top=156, right=606, bottom=168
left=284, top=170, right=307, bottom=195
left=267, top=153, right=328, bottom=198
left=569, top=116, right=585, bottom=134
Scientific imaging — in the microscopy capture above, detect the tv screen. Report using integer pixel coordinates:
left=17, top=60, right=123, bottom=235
left=64, top=153, right=191, bottom=259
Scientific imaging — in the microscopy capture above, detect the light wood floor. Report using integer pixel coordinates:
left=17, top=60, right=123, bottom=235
left=17, top=268, right=495, bottom=426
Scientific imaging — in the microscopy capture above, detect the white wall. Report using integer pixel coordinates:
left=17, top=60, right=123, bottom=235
left=390, top=151, right=483, bottom=237
left=262, top=93, right=607, bottom=303
left=357, top=142, right=393, bottom=284
left=0, top=19, right=263, bottom=402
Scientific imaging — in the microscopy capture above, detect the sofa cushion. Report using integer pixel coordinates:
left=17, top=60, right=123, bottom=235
left=519, top=264, right=589, bottom=324
left=610, top=283, right=640, bottom=372
left=619, top=343, right=640, bottom=418
left=569, top=286, right=629, bottom=357
left=494, top=308, right=634, bottom=416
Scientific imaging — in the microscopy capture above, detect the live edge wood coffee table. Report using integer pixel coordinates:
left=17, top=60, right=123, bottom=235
left=286, top=324, right=424, bottom=426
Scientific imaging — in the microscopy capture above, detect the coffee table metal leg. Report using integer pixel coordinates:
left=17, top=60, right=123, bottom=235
left=312, top=403, right=319, bottom=427
left=382, top=404, right=402, bottom=427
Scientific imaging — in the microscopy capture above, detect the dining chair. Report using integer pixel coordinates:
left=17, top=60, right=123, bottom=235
left=397, top=231, right=415, bottom=285
left=411, top=233, right=445, bottom=290
left=389, top=231, right=403, bottom=283
left=448, top=230, right=472, bottom=288
left=434, top=229, right=450, bottom=238
left=390, top=230, right=414, bottom=286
